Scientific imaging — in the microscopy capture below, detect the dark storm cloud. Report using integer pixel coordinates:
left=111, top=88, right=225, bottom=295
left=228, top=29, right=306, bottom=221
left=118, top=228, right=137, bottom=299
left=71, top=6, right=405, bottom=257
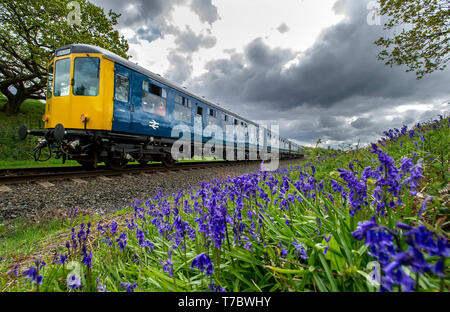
left=186, top=0, right=449, bottom=145
left=92, top=0, right=220, bottom=40
left=351, top=117, right=373, bottom=129
left=174, top=26, right=217, bottom=53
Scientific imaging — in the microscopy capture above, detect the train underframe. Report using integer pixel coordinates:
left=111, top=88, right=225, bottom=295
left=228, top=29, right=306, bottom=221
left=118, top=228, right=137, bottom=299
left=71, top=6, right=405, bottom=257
left=19, top=124, right=303, bottom=170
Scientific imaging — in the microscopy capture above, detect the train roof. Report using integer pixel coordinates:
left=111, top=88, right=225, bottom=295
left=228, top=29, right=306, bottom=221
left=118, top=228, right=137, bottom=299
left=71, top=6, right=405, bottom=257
left=54, top=44, right=300, bottom=146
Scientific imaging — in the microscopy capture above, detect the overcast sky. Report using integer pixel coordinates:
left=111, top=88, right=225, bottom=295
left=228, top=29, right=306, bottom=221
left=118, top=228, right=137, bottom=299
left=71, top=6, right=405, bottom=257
left=91, top=0, right=449, bottom=148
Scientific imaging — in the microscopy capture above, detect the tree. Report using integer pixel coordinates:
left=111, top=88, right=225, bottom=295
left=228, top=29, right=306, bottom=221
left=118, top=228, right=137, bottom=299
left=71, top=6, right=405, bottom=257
left=0, top=0, right=129, bottom=115
left=375, top=0, right=449, bottom=79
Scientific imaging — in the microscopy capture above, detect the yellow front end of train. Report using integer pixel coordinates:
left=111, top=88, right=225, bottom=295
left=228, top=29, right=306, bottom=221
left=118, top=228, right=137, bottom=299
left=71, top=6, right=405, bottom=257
left=43, top=51, right=115, bottom=131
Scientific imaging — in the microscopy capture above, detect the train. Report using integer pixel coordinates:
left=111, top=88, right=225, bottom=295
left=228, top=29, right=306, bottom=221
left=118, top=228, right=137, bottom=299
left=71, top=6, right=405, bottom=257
left=19, top=44, right=304, bottom=169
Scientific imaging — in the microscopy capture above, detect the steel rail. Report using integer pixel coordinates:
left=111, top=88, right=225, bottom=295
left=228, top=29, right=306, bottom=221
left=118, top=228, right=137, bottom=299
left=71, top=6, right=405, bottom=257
left=0, top=160, right=258, bottom=185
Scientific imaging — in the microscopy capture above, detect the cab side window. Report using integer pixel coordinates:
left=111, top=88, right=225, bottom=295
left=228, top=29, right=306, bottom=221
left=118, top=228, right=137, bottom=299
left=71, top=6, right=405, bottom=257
left=114, top=74, right=129, bottom=102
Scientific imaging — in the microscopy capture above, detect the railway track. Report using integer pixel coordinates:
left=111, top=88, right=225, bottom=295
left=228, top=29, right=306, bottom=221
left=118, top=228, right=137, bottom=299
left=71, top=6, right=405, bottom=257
left=0, top=160, right=264, bottom=185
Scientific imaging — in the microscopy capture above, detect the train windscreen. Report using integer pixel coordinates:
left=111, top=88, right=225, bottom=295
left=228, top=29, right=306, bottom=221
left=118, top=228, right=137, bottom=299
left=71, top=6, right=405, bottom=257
left=54, top=58, right=71, bottom=97
left=73, top=57, right=100, bottom=96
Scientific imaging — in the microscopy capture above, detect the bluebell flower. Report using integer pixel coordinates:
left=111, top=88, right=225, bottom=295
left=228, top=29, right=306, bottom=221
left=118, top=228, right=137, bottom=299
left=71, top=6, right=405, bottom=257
left=191, top=253, right=214, bottom=276
left=120, top=282, right=138, bottom=292
left=23, top=262, right=45, bottom=285
left=81, top=246, right=92, bottom=268
left=116, top=231, right=127, bottom=251
left=7, top=264, right=19, bottom=277
left=209, top=283, right=226, bottom=292
left=292, top=238, right=308, bottom=260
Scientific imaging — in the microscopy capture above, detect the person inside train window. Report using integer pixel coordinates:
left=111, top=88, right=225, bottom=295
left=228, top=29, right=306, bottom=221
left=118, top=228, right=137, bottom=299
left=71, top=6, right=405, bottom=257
left=142, top=84, right=166, bottom=116
left=156, top=101, right=166, bottom=116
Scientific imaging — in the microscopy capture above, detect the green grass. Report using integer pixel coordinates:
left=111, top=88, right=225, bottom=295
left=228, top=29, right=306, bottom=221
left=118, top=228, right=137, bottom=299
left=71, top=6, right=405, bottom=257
left=0, top=116, right=448, bottom=292
left=0, top=97, right=46, bottom=162
left=0, top=159, right=81, bottom=169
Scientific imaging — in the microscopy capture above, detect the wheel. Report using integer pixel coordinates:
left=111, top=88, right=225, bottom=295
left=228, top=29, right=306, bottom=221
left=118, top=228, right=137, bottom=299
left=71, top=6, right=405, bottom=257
left=162, top=154, right=176, bottom=168
left=105, top=157, right=128, bottom=170
left=77, top=160, right=95, bottom=170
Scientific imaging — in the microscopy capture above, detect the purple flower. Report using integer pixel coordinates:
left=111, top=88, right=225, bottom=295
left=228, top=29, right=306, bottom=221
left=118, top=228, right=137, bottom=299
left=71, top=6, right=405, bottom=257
left=7, top=264, right=19, bottom=277
left=209, top=283, right=226, bottom=292
left=23, top=261, right=45, bottom=285
left=163, top=249, right=173, bottom=277
left=120, top=282, right=138, bottom=292
left=191, top=253, right=214, bottom=276
left=81, top=246, right=92, bottom=268
left=292, top=238, right=308, bottom=260
left=418, top=196, right=433, bottom=218
left=116, top=231, right=127, bottom=251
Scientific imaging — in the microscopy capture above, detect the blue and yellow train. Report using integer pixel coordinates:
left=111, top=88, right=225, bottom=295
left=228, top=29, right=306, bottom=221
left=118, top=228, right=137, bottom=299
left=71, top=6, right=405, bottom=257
left=19, top=44, right=304, bottom=169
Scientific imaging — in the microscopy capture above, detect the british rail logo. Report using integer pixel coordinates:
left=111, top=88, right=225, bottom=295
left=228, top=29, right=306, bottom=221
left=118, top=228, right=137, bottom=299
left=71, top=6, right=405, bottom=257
left=149, top=120, right=160, bottom=130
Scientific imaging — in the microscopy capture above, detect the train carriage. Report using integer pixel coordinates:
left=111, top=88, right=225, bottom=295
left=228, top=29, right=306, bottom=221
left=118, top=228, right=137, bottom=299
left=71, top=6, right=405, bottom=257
left=19, top=44, right=304, bottom=169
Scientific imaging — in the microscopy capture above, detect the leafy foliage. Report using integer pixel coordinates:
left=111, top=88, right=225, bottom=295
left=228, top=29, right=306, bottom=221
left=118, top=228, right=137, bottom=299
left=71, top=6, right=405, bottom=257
left=375, top=0, right=449, bottom=79
left=0, top=0, right=129, bottom=114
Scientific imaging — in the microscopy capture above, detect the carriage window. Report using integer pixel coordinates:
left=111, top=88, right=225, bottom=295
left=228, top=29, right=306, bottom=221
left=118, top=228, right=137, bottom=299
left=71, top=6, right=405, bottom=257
left=197, top=106, right=203, bottom=116
left=174, top=102, right=192, bottom=123
left=208, top=108, right=217, bottom=118
left=176, top=95, right=191, bottom=107
left=114, top=74, right=129, bottom=102
left=143, top=81, right=149, bottom=92
left=73, top=57, right=100, bottom=96
left=151, top=84, right=162, bottom=97
left=54, top=58, right=71, bottom=97
left=46, top=63, right=54, bottom=99
left=207, top=108, right=218, bottom=125
left=142, top=89, right=166, bottom=116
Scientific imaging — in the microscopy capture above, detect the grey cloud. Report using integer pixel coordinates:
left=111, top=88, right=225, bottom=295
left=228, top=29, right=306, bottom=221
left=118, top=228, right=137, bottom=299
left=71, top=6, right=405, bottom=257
left=318, top=115, right=342, bottom=129
left=91, top=0, right=184, bottom=27
left=164, top=51, right=193, bottom=84
left=186, top=0, right=449, bottom=146
left=174, top=26, right=217, bottom=53
left=92, top=0, right=219, bottom=36
left=190, top=0, right=220, bottom=24
left=351, top=117, right=373, bottom=129
left=277, top=23, right=290, bottom=33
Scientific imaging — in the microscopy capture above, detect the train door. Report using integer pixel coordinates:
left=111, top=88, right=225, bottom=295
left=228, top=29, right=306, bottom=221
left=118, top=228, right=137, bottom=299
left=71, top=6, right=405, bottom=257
left=112, top=64, right=133, bottom=132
